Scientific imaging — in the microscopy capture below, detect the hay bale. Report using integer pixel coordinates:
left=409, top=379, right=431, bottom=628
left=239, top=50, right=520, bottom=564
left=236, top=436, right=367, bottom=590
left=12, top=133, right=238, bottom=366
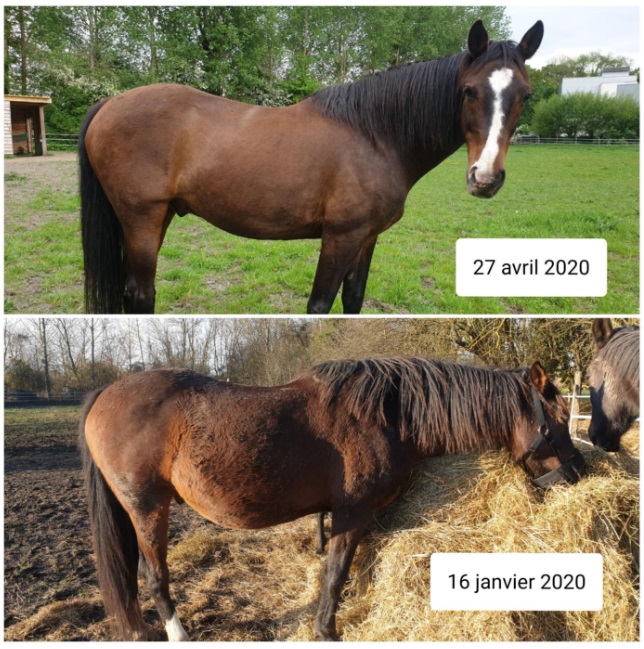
left=307, top=444, right=638, bottom=642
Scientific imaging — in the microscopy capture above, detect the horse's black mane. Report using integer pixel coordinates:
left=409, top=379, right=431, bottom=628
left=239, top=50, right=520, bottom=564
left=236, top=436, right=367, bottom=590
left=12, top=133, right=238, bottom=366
left=307, top=356, right=537, bottom=454
left=310, top=40, right=526, bottom=156
left=594, top=326, right=640, bottom=389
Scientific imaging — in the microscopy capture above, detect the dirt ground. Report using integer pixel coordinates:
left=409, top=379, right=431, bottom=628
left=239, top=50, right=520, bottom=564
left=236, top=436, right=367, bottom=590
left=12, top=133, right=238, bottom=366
left=4, top=406, right=210, bottom=640
left=4, top=151, right=78, bottom=197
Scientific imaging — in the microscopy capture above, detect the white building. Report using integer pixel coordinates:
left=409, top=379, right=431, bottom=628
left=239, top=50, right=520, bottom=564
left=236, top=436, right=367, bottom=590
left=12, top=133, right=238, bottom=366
left=561, top=67, right=639, bottom=103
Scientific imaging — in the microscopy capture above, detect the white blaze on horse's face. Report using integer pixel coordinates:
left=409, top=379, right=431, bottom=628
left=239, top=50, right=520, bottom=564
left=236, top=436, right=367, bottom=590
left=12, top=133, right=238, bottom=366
left=472, top=70, right=513, bottom=179
left=466, top=67, right=514, bottom=198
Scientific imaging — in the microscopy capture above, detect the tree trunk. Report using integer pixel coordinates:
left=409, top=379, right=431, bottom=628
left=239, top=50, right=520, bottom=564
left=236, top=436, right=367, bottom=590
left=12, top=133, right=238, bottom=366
left=39, top=320, right=52, bottom=399
left=18, top=7, right=28, bottom=94
left=148, top=7, right=158, bottom=78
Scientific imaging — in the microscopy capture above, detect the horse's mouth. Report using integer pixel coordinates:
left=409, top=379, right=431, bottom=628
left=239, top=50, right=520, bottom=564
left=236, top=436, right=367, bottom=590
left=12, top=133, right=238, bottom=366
left=467, top=172, right=505, bottom=199
left=591, top=438, right=621, bottom=452
left=589, top=427, right=623, bottom=452
left=531, top=450, right=587, bottom=489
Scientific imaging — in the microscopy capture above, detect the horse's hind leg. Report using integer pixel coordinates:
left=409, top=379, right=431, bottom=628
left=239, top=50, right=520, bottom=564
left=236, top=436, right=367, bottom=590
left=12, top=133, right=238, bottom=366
left=129, top=492, right=189, bottom=641
left=341, top=237, right=377, bottom=314
left=121, top=205, right=174, bottom=314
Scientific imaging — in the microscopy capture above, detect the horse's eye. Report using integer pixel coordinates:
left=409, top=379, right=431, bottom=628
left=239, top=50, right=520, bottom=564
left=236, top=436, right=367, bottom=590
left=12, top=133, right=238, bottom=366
left=522, top=92, right=532, bottom=104
left=463, top=86, right=477, bottom=100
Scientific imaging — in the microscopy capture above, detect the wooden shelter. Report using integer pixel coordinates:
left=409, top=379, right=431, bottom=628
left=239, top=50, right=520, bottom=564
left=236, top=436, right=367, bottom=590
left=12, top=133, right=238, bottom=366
left=4, top=94, right=52, bottom=155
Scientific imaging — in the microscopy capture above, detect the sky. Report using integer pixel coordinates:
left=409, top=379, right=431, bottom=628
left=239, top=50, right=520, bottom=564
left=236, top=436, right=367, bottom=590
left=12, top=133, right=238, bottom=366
left=504, top=6, right=640, bottom=70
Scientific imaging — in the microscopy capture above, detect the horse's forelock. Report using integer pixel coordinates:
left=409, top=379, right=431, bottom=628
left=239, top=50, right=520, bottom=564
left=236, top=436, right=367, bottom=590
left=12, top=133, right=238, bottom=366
left=466, top=40, right=526, bottom=75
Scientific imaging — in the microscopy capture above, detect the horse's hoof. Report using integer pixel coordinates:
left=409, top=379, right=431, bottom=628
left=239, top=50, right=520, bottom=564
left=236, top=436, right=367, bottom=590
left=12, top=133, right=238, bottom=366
left=314, top=629, right=341, bottom=641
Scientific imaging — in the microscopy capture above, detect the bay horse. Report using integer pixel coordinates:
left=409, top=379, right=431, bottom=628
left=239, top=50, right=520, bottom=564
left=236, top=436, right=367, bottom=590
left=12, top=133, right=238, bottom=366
left=79, top=20, right=543, bottom=314
left=588, top=319, right=640, bottom=451
left=79, top=356, right=585, bottom=641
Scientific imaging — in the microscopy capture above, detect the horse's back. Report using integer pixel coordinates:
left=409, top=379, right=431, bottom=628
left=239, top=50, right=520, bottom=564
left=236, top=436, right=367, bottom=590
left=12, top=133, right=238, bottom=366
left=83, top=84, right=246, bottom=179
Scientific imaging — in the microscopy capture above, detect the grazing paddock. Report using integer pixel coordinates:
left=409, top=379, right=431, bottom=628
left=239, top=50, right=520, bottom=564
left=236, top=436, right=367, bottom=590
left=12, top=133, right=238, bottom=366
left=4, top=406, right=638, bottom=641
left=4, top=145, right=639, bottom=314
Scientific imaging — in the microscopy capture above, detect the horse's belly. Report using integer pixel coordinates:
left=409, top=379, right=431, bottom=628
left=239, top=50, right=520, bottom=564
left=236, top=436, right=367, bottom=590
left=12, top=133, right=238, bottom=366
left=171, top=449, right=329, bottom=531
left=175, top=483, right=324, bottom=531
left=197, top=209, right=323, bottom=241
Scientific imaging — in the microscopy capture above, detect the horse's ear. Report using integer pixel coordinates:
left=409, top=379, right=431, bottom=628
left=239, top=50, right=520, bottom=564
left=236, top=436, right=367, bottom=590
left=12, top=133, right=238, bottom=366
left=468, top=20, right=489, bottom=59
left=518, top=21, right=544, bottom=60
left=592, top=318, right=613, bottom=349
left=529, top=361, right=548, bottom=393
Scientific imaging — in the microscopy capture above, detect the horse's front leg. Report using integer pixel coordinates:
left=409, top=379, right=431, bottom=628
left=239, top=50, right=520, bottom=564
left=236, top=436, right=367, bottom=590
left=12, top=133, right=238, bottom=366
left=314, top=513, right=369, bottom=640
left=307, top=231, right=369, bottom=314
left=341, top=237, right=378, bottom=314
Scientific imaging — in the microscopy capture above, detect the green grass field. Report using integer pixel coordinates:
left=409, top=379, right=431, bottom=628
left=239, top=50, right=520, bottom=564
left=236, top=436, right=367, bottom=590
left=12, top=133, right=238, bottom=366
left=4, top=405, right=80, bottom=440
left=4, top=145, right=639, bottom=314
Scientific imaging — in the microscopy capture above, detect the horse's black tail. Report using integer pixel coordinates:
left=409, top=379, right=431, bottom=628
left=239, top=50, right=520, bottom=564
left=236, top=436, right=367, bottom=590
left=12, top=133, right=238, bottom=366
left=78, top=389, right=144, bottom=639
left=79, top=100, right=126, bottom=314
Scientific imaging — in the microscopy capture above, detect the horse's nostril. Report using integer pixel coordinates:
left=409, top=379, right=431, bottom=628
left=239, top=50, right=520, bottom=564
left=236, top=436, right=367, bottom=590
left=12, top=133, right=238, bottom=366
left=499, top=169, right=506, bottom=183
left=469, top=166, right=478, bottom=182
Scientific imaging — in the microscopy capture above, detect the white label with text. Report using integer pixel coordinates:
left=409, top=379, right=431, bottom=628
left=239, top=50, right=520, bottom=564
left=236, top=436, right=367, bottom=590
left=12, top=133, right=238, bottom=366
left=456, top=239, right=607, bottom=296
left=431, top=553, right=603, bottom=611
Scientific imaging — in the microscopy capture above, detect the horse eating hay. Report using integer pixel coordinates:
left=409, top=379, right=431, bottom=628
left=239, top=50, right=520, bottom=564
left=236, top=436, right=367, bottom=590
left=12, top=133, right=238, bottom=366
left=78, top=356, right=584, bottom=640
left=588, top=318, right=640, bottom=451
left=79, top=20, right=543, bottom=314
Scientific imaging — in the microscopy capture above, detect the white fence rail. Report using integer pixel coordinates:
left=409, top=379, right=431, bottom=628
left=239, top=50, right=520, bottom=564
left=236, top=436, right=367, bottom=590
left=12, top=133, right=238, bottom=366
left=514, top=136, right=639, bottom=146
left=563, top=393, right=639, bottom=436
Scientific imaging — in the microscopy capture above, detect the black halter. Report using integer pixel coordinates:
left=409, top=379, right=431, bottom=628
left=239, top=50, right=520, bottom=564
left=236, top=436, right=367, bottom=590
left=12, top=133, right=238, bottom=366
left=521, top=388, right=586, bottom=488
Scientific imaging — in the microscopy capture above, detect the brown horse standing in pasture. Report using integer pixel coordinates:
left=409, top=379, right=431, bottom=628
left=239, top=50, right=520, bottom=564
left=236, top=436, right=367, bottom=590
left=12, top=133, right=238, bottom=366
left=79, top=20, right=543, bottom=314
left=79, top=357, right=585, bottom=641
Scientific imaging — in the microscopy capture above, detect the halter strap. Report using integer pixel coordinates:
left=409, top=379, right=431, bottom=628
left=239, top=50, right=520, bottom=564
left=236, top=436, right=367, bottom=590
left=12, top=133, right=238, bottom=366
left=522, top=388, right=551, bottom=460
left=522, top=388, right=586, bottom=488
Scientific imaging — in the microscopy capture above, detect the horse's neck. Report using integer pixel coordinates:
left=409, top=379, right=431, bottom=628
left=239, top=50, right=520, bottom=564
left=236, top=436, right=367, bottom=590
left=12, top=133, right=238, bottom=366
left=401, top=137, right=465, bottom=188
left=392, top=57, right=465, bottom=186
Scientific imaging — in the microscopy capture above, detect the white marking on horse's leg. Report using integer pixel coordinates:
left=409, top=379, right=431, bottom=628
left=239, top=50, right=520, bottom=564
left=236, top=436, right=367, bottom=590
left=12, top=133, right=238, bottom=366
left=470, top=68, right=514, bottom=182
left=165, top=612, right=190, bottom=642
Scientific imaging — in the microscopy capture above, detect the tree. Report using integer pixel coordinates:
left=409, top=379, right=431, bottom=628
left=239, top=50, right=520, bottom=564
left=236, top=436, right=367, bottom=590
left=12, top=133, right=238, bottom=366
left=5, top=318, right=636, bottom=395
left=5, top=359, right=47, bottom=393
left=531, top=93, right=639, bottom=139
left=6, top=6, right=512, bottom=127
left=521, top=52, right=633, bottom=128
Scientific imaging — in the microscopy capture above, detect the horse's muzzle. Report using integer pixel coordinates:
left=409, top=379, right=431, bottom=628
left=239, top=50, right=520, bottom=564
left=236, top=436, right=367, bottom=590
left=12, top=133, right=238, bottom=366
left=588, top=428, right=621, bottom=452
left=467, top=168, right=505, bottom=199
left=532, top=449, right=587, bottom=489
left=590, top=435, right=621, bottom=452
